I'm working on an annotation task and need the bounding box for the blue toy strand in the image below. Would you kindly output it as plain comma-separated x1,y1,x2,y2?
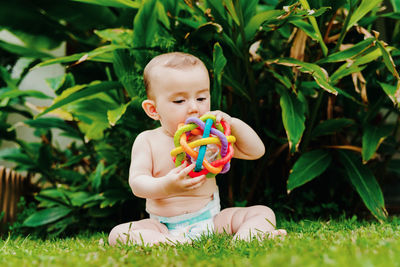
195,118,213,172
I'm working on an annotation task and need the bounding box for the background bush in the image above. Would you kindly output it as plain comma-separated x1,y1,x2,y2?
1,0,400,236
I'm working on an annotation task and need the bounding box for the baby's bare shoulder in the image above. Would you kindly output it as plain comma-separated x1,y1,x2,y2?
135,128,161,142
133,128,169,151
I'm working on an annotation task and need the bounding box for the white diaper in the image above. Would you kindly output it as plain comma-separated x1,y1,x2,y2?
149,191,220,240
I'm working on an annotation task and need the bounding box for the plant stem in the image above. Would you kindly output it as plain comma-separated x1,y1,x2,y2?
333,0,361,53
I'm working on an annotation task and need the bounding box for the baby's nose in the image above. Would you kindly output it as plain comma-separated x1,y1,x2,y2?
188,100,199,114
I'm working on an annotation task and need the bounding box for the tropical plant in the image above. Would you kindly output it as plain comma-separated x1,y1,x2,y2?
1,0,400,235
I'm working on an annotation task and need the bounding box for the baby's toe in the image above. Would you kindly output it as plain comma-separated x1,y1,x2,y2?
266,229,287,239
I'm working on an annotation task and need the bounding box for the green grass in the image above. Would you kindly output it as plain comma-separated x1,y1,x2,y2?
1,218,400,266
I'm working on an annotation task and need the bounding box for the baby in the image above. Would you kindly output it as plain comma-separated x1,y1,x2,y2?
108,52,286,246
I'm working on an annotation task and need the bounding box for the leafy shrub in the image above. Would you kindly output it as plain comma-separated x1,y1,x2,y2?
1,0,400,235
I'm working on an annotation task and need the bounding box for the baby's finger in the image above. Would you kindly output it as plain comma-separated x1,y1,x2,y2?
216,113,222,123
171,162,188,173
180,163,196,176
184,175,206,189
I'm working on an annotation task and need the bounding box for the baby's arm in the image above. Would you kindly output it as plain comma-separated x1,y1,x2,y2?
128,132,206,199
209,111,265,160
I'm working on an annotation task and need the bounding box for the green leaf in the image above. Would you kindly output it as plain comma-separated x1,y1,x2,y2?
69,191,99,207
80,120,109,140
268,58,338,95
266,69,292,89
298,0,328,56
353,46,393,66
212,43,227,110
222,74,250,101
240,0,258,26
91,161,105,192
0,89,51,100
376,41,400,80
36,45,127,68
107,101,131,126
133,0,170,48
347,0,384,31
317,38,375,64
0,121,16,141
290,20,319,41
277,88,306,153
312,118,354,138
338,150,387,222
38,188,77,207
59,152,90,168
378,82,400,105
37,81,123,117
113,49,143,98
244,10,284,41
100,189,127,208
362,124,393,163
224,0,240,26
53,169,86,184
287,149,332,192
23,117,79,136
70,0,140,8
46,73,75,95
206,0,228,25
0,66,18,89
390,0,400,12
23,206,72,227
94,28,133,46
0,40,53,59
0,148,35,169
331,64,367,84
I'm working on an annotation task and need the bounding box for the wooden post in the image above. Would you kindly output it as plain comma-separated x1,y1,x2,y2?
0,167,31,233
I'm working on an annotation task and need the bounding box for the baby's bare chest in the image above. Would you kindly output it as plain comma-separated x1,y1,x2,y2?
150,139,176,177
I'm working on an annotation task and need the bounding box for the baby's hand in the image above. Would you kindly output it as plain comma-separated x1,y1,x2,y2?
207,110,232,126
164,163,206,194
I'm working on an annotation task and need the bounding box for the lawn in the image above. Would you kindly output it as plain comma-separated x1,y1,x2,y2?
1,218,400,267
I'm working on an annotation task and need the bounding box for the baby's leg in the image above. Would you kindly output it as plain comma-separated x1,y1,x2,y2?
213,205,287,241
108,218,188,246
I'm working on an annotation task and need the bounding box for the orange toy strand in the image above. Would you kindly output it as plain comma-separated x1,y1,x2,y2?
179,134,223,174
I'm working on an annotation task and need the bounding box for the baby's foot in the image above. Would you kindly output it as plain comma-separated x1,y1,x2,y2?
162,235,192,246
264,229,287,239
233,229,287,242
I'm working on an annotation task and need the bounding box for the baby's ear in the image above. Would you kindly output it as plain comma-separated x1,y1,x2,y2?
142,99,160,120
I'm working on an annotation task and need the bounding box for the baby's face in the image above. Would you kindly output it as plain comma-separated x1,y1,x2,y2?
150,65,211,136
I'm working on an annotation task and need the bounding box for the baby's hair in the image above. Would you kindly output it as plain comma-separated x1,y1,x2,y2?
143,52,207,98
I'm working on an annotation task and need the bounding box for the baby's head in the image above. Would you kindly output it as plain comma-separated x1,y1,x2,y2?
143,52,208,99
142,52,211,136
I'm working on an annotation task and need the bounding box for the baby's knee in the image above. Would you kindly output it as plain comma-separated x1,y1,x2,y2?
249,205,275,219
108,225,125,246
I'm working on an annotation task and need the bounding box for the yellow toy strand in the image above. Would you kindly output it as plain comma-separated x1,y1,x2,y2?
170,135,236,157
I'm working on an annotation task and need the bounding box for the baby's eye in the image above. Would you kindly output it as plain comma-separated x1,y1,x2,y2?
173,99,185,104
197,97,207,102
